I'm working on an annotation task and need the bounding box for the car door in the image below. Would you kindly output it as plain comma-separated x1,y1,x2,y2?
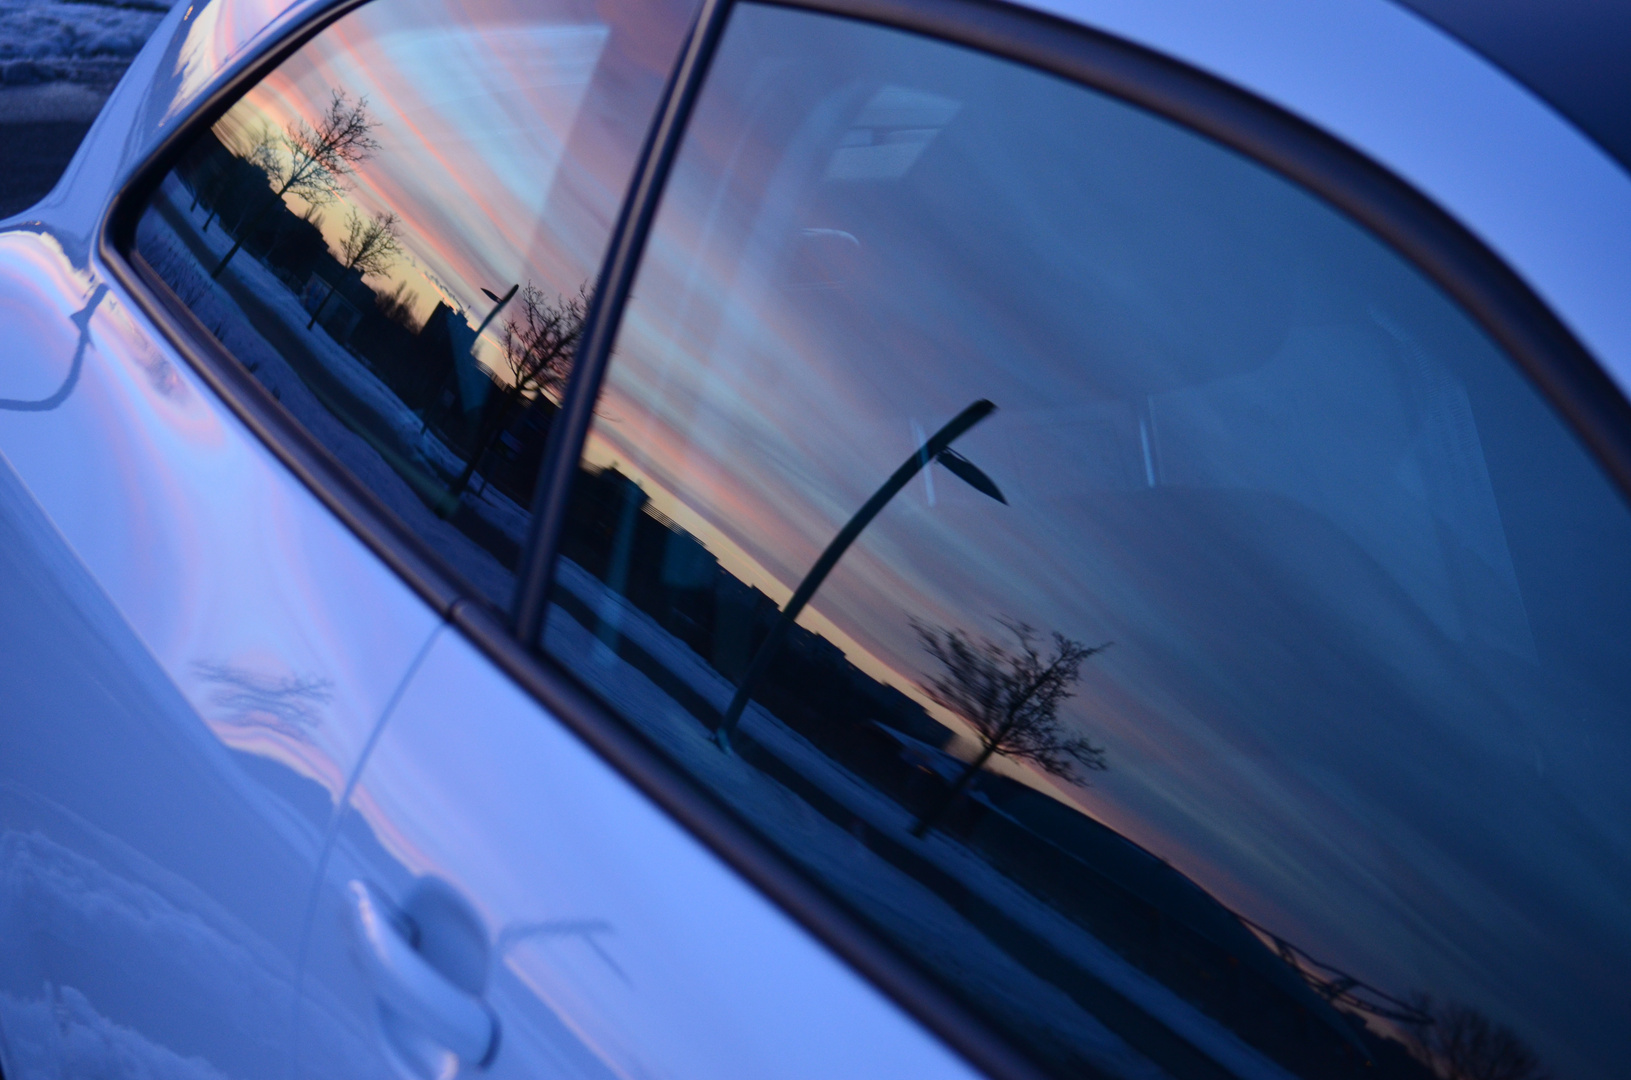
0,90,438,1080
0,0,696,1076
297,617,984,1080
307,4,1631,1080
93,1,1631,1080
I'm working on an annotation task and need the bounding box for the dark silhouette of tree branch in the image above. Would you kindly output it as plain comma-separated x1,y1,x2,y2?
443,282,589,504
1402,995,1548,1080
909,618,1109,837
213,90,380,278
306,208,402,330
501,281,590,403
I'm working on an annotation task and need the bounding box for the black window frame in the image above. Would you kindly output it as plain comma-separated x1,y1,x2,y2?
98,2,1631,1080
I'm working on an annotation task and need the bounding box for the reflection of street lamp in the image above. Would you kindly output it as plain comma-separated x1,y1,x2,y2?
714,399,1005,751
475,284,518,339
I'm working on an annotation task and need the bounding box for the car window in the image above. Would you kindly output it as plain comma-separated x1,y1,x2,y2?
539,6,1631,1080
132,0,700,608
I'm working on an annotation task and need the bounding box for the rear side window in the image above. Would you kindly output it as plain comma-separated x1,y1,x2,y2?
132,0,700,608
541,6,1631,1080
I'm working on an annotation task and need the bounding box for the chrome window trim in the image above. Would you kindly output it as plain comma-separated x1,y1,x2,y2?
95,2,1631,1080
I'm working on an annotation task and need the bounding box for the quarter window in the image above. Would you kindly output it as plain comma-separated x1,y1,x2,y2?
133,0,700,607
543,7,1631,1080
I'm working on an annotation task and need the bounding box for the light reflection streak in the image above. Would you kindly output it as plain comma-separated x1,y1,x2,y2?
210,5,616,359
0,238,436,812
567,16,1631,1072
170,0,310,119
502,942,644,1080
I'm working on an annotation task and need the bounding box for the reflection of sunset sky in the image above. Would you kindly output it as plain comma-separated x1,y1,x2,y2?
213,0,678,370
169,0,311,120
580,9,1631,1076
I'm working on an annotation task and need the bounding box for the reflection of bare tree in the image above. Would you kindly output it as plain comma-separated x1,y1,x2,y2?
1404,996,1548,1080
192,661,333,739
444,282,589,502
909,619,1109,837
213,90,380,278
502,283,590,401
306,208,402,329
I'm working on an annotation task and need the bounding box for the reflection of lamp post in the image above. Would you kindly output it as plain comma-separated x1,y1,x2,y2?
714,398,1005,751
474,284,519,340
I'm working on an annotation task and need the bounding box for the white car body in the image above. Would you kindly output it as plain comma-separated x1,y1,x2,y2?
0,0,1624,1078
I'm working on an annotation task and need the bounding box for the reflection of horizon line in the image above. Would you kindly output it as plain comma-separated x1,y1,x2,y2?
571,457,1426,1043
1237,913,1432,1027
576,439,960,729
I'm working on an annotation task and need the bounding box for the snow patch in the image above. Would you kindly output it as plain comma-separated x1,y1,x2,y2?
0,0,172,87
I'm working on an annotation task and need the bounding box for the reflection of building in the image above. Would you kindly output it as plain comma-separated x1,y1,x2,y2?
301,269,369,342
415,302,486,416
558,464,951,740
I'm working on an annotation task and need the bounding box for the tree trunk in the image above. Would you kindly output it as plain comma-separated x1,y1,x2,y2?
442,392,519,508
306,281,336,330
210,186,289,279
909,653,1070,838
911,740,999,838
263,219,292,271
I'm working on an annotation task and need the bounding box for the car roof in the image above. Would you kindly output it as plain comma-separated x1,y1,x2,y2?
1390,0,1631,178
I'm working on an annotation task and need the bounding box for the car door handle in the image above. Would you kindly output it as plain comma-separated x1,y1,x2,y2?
348,880,499,1066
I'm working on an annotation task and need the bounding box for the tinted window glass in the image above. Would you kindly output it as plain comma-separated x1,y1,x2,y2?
542,7,1631,1080
133,0,699,607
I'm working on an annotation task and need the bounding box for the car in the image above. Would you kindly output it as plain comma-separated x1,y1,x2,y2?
1,0,1628,1077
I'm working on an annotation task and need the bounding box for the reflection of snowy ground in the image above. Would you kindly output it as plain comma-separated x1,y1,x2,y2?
548,559,1298,1080
139,177,531,604
0,808,294,1080
0,985,228,1080
0,0,170,87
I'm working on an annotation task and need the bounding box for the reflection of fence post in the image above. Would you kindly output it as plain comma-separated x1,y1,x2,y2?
714,399,999,751
306,278,336,330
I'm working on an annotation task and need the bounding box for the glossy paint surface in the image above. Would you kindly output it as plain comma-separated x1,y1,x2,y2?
0,6,441,1071
0,0,1625,1077
0,218,441,1079
301,627,981,1080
